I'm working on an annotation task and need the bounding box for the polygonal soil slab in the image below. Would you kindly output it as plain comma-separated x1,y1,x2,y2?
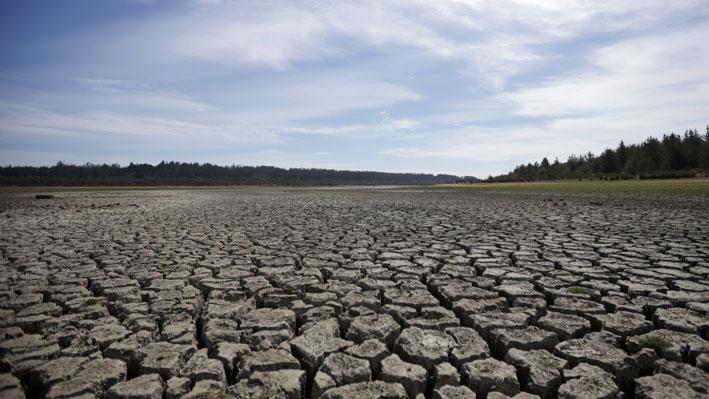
505,349,567,399
105,373,164,399
589,311,654,337
394,327,457,371
380,354,428,398
445,327,490,367
653,308,709,338
554,337,637,387
239,308,296,332
290,319,354,374
347,313,401,349
536,311,591,340
319,381,408,399
635,373,702,399
558,363,619,399
462,358,520,398
626,329,709,362
491,326,558,356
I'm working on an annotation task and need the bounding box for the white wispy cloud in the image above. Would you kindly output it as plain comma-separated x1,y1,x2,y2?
0,102,281,145
1,69,421,143
73,77,218,113
279,114,421,139
503,23,709,144
122,0,706,86
235,73,422,122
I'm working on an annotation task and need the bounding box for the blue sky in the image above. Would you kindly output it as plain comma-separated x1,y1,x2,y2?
1,0,708,177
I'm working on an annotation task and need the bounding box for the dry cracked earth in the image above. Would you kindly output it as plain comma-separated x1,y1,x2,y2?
1,187,709,399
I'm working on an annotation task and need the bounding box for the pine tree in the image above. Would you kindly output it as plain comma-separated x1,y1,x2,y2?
599,149,618,173
617,141,628,169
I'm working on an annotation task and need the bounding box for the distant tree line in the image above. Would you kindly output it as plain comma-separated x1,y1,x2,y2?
486,126,709,182
0,161,458,186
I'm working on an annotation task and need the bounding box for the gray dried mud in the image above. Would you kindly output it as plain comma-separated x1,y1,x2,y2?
0,187,708,398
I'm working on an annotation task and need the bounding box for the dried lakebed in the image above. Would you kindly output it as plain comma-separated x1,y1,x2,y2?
1,187,708,399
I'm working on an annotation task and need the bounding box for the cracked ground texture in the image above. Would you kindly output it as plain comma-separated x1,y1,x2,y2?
1,187,708,399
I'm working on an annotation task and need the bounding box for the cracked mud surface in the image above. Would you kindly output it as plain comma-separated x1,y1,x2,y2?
1,187,708,398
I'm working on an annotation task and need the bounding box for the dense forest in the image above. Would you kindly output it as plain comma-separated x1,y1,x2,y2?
487,127,709,182
0,162,457,186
